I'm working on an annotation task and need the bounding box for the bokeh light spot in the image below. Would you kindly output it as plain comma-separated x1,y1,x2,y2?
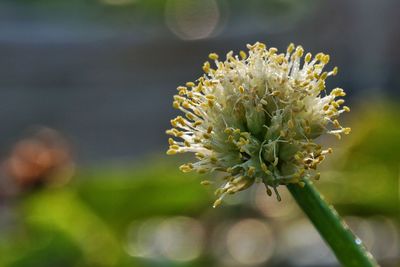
226,219,275,265
125,217,204,262
165,0,220,40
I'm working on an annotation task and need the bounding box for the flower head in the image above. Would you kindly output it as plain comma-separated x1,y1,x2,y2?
167,42,350,207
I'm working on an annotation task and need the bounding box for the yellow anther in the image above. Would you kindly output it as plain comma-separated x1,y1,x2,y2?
202,61,210,73
316,53,324,61
343,106,350,112
239,50,247,60
269,47,278,55
301,81,310,87
165,129,174,135
203,133,211,139
343,127,351,134
261,163,268,173
333,119,340,128
173,101,180,109
318,81,325,91
182,101,190,109
295,46,304,57
322,54,330,64
208,53,219,60
179,163,193,173
186,113,194,120
201,180,212,186
193,109,202,117
170,145,179,150
332,66,338,76
331,88,343,96
305,53,312,63
166,149,177,155
287,43,295,53
239,86,245,94
207,126,213,134
193,120,202,127
186,82,195,87
168,138,175,145
276,55,284,64
195,152,205,159
195,83,203,92
336,99,345,105
320,72,328,80
247,166,256,176
256,42,266,49
326,110,335,116
213,198,222,208
205,94,215,100
238,137,248,146
176,116,184,124
184,140,191,147
173,95,182,101
224,128,232,134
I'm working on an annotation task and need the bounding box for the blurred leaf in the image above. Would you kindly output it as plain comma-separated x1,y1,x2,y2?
0,227,83,267
319,102,400,218
74,159,210,231
22,189,121,266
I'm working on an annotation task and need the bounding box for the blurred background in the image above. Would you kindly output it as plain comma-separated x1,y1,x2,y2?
0,0,399,266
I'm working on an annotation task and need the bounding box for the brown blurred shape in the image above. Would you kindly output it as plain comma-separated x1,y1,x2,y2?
3,128,74,191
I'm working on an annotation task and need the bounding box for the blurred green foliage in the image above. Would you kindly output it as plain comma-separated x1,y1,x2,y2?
0,103,399,266
0,160,210,267
319,102,400,217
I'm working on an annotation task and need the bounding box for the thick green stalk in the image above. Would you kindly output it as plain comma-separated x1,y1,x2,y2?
287,179,378,267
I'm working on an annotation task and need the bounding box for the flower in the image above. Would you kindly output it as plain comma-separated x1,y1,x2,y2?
167,42,350,207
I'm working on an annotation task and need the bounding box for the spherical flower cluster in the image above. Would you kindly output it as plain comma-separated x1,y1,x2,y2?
167,42,350,207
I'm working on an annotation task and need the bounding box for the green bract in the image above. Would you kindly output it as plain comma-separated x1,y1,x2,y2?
167,42,350,207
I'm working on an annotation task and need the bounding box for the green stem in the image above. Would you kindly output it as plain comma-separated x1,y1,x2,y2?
287,179,378,267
